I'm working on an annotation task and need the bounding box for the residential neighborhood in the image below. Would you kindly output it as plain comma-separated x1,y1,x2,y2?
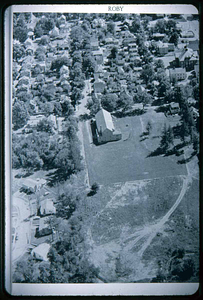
12,11,199,284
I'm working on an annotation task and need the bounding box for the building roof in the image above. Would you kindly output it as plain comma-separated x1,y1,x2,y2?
22,178,38,189
40,199,56,214
169,67,186,74
95,109,115,132
31,243,51,261
92,49,103,56
170,102,180,108
178,47,194,61
188,40,199,51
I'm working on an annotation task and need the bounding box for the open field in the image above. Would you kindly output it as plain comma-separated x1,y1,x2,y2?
82,175,198,282
82,110,186,186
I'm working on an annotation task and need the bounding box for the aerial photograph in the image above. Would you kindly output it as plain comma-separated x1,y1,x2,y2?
11,11,199,284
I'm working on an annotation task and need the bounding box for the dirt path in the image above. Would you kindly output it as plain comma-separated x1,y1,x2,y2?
123,175,191,258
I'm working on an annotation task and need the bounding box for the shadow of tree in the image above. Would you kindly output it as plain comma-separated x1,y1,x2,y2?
46,169,72,186
147,142,187,159
177,151,196,164
112,108,145,118
78,113,92,121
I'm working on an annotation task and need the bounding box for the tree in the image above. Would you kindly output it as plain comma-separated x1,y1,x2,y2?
35,46,46,61
34,17,55,37
160,123,170,151
51,56,70,73
169,32,179,46
107,21,115,35
86,96,101,117
110,46,118,59
167,125,174,146
141,64,155,85
13,15,28,43
101,93,118,112
146,120,152,135
82,54,97,78
158,76,172,98
36,118,54,134
141,91,153,110
131,16,142,32
117,91,133,112
12,101,29,130
13,44,26,62
154,19,167,34
39,35,50,45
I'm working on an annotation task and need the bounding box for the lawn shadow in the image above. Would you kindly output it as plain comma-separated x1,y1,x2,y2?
46,169,72,186
90,120,99,145
147,142,186,159
177,150,197,164
112,108,145,118
139,131,149,142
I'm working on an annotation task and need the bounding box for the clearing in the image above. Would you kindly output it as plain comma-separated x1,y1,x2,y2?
82,109,186,186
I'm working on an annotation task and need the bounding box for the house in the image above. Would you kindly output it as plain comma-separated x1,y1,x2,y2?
31,243,51,261
173,47,199,71
21,178,46,193
157,42,168,55
188,40,199,52
168,43,175,52
48,114,57,130
94,79,105,93
169,102,180,114
59,23,69,34
187,97,196,106
92,49,103,64
40,199,56,216
152,33,165,41
181,30,195,39
49,26,60,39
26,115,45,128
94,65,103,80
169,68,187,82
95,109,122,144
91,40,99,51
56,116,65,133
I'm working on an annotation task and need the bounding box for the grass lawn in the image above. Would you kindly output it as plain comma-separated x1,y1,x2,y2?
82,110,187,186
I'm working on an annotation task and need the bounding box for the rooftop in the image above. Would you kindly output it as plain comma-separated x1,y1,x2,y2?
95,109,115,132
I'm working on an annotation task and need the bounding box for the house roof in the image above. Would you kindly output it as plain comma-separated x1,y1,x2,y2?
178,48,194,61
169,67,186,74
31,243,51,261
22,178,38,189
188,40,199,51
170,102,180,108
95,109,115,132
92,49,103,56
40,199,56,214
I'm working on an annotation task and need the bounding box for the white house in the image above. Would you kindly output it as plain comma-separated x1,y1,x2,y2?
31,243,51,261
95,109,122,144
169,68,187,82
40,199,56,216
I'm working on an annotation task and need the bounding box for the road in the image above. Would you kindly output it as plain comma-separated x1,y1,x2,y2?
12,191,31,262
75,79,91,118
